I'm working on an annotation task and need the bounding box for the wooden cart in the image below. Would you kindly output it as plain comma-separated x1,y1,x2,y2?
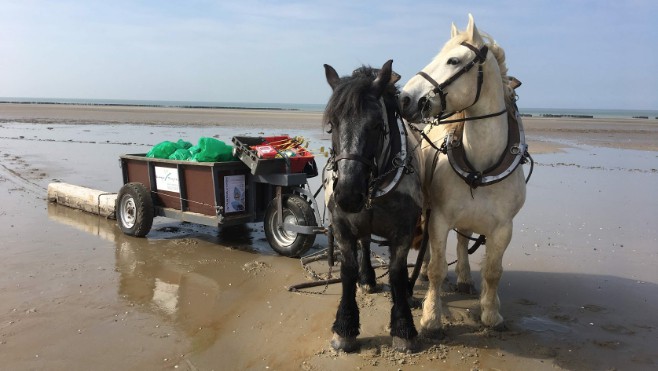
116,136,323,257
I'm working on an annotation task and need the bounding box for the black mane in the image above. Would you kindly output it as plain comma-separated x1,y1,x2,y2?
323,66,398,130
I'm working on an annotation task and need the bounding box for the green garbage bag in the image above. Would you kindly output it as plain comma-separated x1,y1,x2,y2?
168,148,192,160
146,141,179,159
175,139,193,150
192,137,235,162
147,139,194,159
188,144,201,155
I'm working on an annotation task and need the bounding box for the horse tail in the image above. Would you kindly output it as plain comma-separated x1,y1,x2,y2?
411,212,425,250
409,209,431,293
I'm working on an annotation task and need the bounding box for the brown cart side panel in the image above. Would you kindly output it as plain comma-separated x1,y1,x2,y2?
183,165,217,215
120,154,279,226
123,159,150,189
122,158,181,210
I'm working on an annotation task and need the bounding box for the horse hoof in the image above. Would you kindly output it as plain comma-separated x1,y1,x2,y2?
392,336,420,353
492,321,509,332
456,282,477,295
358,282,377,294
331,333,359,353
420,327,445,340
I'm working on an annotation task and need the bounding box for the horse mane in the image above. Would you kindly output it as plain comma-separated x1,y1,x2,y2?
482,33,515,108
323,66,398,130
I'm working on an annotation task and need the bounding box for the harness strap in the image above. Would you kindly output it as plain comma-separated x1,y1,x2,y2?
416,42,489,120
461,43,488,63
417,71,448,111
334,153,376,170
445,108,528,189
435,108,507,125
330,99,416,209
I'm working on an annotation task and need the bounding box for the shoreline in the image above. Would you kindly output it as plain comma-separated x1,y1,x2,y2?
0,100,301,111
2,102,658,153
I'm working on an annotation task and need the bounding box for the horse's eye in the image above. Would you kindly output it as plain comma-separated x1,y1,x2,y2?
447,57,460,65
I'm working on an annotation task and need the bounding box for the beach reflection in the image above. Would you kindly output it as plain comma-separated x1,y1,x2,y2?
47,199,326,357
47,202,260,351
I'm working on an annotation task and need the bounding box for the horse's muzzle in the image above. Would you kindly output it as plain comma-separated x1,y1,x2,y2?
398,93,424,123
334,189,366,213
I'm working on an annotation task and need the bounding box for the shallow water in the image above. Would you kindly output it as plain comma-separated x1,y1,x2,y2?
510,145,658,284
1,122,657,370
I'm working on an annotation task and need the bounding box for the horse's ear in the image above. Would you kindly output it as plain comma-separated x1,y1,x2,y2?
324,64,340,90
451,22,459,38
466,13,484,45
390,70,401,85
372,59,393,97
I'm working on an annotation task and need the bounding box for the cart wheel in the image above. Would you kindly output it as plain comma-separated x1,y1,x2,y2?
264,194,316,257
116,182,154,237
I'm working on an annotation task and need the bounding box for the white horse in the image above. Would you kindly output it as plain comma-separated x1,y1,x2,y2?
399,14,527,336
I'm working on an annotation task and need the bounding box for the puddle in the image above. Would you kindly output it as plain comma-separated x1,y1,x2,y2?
518,316,572,334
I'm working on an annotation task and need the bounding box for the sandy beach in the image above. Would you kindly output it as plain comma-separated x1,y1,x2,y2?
1,103,657,370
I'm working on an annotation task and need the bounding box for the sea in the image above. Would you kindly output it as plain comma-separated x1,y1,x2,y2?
1,97,657,119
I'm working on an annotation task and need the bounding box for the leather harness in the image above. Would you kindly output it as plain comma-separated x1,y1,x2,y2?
414,41,531,189
442,107,529,189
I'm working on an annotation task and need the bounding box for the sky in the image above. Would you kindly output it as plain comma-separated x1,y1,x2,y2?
0,0,656,110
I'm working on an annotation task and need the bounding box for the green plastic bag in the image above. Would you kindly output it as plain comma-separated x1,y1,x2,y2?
188,145,201,155
146,141,180,159
147,139,194,159
175,139,193,150
168,148,192,160
192,137,235,162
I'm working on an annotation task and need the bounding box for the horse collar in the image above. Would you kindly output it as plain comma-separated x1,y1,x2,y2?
365,99,412,206
443,107,529,189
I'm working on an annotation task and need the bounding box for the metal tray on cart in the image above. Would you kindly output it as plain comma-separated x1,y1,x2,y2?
232,135,318,177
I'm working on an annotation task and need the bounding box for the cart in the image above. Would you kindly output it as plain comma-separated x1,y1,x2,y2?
116,136,324,257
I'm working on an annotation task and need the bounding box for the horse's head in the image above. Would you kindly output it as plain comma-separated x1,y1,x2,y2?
323,60,399,213
399,14,502,123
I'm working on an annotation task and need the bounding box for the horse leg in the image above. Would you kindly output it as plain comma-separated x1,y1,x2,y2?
331,231,361,352
455,229,477,294
419,243,430,282
420,216,450,339
357,238,377,293
389,237,419,352
414,212,430,282
479,223,512,329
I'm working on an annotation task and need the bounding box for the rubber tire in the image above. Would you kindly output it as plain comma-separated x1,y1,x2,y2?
116,182,154,237
264,194,317,257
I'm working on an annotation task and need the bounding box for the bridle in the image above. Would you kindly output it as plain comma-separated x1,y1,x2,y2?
329,98,387,177
416,41,504,122
408,40,528,191
328,98,412,208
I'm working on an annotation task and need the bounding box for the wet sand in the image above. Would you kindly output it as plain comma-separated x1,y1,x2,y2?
1,104,657,370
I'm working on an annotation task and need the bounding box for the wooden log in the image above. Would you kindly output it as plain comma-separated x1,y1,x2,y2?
47,182,117,219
